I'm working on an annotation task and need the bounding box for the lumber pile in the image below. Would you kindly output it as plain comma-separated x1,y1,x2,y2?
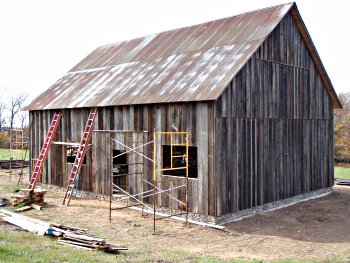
11,188,47,207
336,181,350,186
56,231,127,251
0,209,52,235
0,209,127,252
0,160,29,169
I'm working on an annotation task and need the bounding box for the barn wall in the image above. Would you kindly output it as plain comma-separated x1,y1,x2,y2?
29,102,215,216
214,12,334,216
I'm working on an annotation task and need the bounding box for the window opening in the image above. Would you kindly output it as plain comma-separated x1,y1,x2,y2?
66,146,86,164
113,149,128,190
162,145,198,178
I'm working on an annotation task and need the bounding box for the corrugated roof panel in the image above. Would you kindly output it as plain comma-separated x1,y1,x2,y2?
28,2,338,110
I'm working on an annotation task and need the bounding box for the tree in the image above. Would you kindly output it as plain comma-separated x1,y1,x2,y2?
7,92,28,130
18,111,29,130
0,99,6,130
334,91,350,162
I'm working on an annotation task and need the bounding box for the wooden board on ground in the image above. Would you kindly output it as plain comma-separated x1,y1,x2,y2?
14,205,33,213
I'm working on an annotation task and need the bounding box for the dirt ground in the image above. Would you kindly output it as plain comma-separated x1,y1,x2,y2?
1,168,350,262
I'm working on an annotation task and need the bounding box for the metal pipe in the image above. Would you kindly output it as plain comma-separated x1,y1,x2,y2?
111,140,153,159
143,179,186,206
142,184,186,199
153,129,156,233
185,132,189,225
112,183,152,210
112,138,154,163
109,134,112,223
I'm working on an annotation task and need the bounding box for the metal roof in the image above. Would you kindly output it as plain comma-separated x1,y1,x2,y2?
25,2,341,110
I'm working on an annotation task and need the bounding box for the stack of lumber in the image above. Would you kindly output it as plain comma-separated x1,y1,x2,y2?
336,180,350,186
0,209,52,235
0,160,29,169
11,188,47,207
0,209,127,252
56,231,126,251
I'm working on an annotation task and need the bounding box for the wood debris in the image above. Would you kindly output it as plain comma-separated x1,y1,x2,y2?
14,205,33,213
336,181,350,186
0,209,127,252
11,188,47,206
0,160,29,169
31,204,43,210
0,209,52,236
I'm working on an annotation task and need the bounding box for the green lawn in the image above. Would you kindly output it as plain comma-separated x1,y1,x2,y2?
334,166,350,180
0,226,227,263
0,229,120,263
0,148,29,161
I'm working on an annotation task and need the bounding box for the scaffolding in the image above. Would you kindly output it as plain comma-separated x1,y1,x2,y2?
109,131,148,214
108,130,189,233
9,129,28,183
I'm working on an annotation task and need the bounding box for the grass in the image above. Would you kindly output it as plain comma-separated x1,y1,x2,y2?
0,222,228,263
0,148,29,161
334,166,350,180
0,229,120,263
0,229,338,263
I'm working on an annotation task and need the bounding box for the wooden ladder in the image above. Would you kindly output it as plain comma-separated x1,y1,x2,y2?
28,112,62,190
62,108,98,206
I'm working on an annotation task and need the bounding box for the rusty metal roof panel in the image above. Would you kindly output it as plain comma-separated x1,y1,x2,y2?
27,3,296,110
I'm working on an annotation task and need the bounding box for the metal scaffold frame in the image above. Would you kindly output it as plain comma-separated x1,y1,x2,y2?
9,129,28,183
107,130,189,233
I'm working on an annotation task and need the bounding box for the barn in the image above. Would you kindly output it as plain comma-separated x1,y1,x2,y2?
25,2,341,223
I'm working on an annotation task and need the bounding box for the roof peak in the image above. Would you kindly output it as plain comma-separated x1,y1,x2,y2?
99,2,294,50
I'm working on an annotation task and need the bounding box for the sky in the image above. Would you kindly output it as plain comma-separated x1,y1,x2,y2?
0,0,349,105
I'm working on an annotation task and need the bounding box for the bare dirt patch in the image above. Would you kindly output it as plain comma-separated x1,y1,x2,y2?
1,168,350,261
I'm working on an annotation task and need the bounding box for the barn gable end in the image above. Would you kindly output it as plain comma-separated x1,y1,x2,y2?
214,10,334,216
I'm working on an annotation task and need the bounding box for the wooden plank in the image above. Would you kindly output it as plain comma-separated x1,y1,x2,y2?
246,118,251,208
197,103,209,216
15,206,33,213
231,118,238,212
237,118,244,210
58,240,94,250
246,61,251,118
214,117,222,216
31,204,42,210
207,102,215,216
2,215,50,236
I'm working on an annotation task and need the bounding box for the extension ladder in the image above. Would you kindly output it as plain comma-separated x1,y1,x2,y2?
62,108,98,206
28,112,62,190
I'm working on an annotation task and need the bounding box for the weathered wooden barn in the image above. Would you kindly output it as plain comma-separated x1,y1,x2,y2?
25,2,341,220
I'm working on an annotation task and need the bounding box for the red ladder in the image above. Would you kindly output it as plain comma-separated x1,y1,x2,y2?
62,108,98,206
28,112,62,190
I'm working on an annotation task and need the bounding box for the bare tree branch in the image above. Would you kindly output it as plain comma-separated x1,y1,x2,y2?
0,99,6,130
18,111,29,130
7,92,28,130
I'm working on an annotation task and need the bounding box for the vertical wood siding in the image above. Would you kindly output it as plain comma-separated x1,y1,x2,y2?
214,12,334,216
29,102,215,216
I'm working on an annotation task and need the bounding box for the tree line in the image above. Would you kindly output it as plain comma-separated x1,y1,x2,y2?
0,92,28,130
0,92,28,148
334,92,350,163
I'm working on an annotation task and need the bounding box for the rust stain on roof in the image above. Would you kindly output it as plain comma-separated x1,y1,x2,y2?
25,2,341,110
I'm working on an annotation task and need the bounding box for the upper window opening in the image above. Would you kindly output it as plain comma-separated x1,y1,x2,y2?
162,145,198,178
67,146,86,164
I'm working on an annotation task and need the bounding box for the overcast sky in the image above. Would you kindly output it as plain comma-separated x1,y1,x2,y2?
0,0,348,105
